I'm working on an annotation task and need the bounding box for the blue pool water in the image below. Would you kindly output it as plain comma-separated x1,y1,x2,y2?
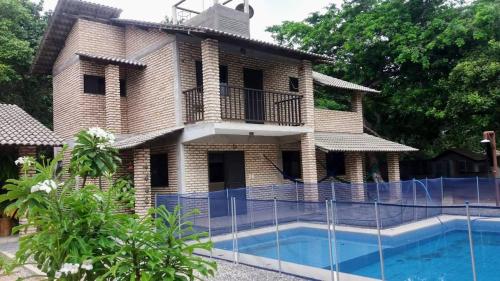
215,225,500,280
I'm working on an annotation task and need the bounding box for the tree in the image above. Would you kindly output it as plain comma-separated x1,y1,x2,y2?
267,0,499,156
0,0,52,127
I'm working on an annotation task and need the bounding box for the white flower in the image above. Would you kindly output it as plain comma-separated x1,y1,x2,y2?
57,263,80,276
87,127,116,148
31,180,58,194
55,271,62,278
96,143,107,150
15,156,33,166
81,260,93,271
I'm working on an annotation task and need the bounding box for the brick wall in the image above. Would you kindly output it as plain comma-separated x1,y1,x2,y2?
183,143,284,193
125,26,169,59
314,108,363,133
150,143,178,194
78,19,125,58
105,64,122,133
345,151,365,201
134,148,151,216
126,43,176,133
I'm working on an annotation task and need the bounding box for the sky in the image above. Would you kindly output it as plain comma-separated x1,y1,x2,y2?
39,0,339,42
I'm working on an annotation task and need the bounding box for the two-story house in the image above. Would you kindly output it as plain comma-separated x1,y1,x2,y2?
31,0,417,215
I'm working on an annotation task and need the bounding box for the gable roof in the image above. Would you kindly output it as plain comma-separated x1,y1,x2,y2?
315,132,417,152
112,127,183,150
0,104,63,146
32,0,333,74
31,0,122,74
433,148,487,162
312,71,380,93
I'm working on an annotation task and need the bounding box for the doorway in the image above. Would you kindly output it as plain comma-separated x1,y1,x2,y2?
243,68,265,123
208,151,247,217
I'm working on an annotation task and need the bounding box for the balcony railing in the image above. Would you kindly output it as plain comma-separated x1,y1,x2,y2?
184,85,303,126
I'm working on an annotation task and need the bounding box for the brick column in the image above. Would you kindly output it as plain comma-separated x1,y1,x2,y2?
134,148,151,217
201,39,221,122
387,152,402,200
105,64,122,133
345,151,365,201
299,60,318,201
18,146,37,235
352,92,363,115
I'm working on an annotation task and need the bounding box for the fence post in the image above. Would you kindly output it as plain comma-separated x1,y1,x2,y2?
274,199,282,273
440,177,444,204
326,201,334,281
330,200,341,281
233,197,239,264
374,201,386,281
296,182,300,222
476,176,480,205
466,202,477,281
207,195,212,258
177,194,182,239
376,182,380,202
413,178,417,221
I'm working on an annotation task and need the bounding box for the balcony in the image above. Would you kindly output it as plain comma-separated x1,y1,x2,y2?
184,85,303,126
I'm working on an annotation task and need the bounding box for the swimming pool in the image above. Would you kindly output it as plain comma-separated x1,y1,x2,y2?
214,218,500,280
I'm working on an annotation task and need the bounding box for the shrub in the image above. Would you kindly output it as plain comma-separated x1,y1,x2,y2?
0,128,216,280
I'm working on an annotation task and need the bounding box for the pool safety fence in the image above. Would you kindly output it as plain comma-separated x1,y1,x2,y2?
155,177,500,281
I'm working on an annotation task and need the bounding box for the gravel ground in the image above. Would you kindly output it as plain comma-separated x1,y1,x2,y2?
1,237,309,281
207,259,309,281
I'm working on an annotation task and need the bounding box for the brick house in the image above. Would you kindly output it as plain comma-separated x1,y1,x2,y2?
31,0,417,215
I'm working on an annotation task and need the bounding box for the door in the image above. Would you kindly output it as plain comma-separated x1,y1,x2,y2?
208,151,247,217
243,68,265,123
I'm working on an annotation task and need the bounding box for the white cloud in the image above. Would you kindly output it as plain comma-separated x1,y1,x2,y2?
37,0,339,42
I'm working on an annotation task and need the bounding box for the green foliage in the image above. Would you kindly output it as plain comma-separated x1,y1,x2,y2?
0,0,52,127
70,128,121,187
0,129,216,280
268,0,500,156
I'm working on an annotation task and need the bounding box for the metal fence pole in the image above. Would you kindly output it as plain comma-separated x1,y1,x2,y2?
230,196,235,263
440,177,444,205
466,202,477,281
326,201,334,281
274,199,282,273
296,182,300,222
413,179,417,221
207,195,212,258
330,200,341,281
376,182,380,202
177,194,182,239
476,176,480,205
332,181,337,201
374,201,386,281
233,197,239,264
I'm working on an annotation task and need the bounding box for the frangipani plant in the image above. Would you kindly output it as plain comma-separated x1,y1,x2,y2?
0,128,216,280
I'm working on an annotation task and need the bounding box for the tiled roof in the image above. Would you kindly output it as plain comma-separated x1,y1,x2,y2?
76,52,146,68
112,18,335,63
113,127,184,150
0,104,63,146
313,71,380,93
315,132,417,152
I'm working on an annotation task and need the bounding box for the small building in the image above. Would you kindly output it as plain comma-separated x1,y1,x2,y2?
0,104,63,184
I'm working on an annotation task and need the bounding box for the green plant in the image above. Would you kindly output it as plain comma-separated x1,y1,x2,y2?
0,128,216,280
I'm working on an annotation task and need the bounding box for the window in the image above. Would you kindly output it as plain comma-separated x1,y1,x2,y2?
289,77,299,92
150,153,168,187
326,152,345,176
120,79,126,97
282,151,302,179
84,75,105,95
195,61,229,92
208,152,225,183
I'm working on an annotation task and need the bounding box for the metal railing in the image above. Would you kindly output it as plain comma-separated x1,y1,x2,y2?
183,85,303,126
184,86,204,123
220,85,303,126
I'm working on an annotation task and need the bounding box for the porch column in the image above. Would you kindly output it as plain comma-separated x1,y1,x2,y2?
352,92,363,115
105,64,122,133
387,152,402,200
18,146,37,235
345,151,365,201
299,60,318,201
201,38,221,122
134,148,151,217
